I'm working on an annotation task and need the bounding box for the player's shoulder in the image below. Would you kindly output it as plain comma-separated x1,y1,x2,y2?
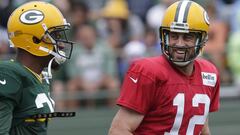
0,60,26,77
0,60,20,70
128,56,167,78
0,61,24,101
130,56,162,69
195,58,218,72
0,60,18,67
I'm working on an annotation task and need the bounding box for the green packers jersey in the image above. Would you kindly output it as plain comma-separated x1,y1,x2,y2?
0,60,54,135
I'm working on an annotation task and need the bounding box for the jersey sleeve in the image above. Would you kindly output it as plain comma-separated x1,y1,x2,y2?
209,72,220,112
117,62,156,114
0,71,22,105
0,100,14,135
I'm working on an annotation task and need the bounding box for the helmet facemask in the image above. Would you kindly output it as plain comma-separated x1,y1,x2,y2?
159,27,208,66
41,24,73,59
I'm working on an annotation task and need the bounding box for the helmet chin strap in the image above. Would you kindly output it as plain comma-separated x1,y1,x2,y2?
39,46,66,82
39,46,66,64
163,51,192,67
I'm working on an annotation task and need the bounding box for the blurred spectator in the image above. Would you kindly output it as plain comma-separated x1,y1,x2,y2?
65,24,119,108
50,0,88,110
51,63,69,111
127,0,155,23
227,32,240,85
215,0,236,23
96,0,145,82
143,27,161,57
67,0,92,40
226,0,240,85
83,0,107,21
96,0,144,49
120,40,146,79
146,0,177,29
119,28,161,81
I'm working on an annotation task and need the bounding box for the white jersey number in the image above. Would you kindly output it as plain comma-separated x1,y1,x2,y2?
35,93,55,112
164,93,210,135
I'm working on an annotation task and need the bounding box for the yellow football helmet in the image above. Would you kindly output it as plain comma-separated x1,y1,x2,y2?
7,1,74,59
159,0,209,65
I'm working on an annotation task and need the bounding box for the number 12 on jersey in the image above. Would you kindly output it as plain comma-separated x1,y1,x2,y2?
165,93,210,135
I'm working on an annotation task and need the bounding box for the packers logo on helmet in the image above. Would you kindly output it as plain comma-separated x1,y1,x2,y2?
20,10,44,24
204,11,210,25
159,0,209,66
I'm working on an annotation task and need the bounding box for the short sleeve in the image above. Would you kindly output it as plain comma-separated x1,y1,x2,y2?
0,72,21,104
209,73,220,112
117,62,156,114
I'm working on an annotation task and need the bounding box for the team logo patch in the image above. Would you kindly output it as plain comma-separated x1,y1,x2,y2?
20,10,44,24
203,11,210,25
201,72,217,87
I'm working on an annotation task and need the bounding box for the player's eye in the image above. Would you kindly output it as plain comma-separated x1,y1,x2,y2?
183,33,196,42
169,32,178,40
51,31,63,40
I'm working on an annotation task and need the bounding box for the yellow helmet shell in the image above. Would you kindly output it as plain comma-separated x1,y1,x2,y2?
161,0,209,33
7,1,66,56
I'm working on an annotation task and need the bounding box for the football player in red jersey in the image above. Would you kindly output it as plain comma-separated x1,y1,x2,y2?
108,0,220,135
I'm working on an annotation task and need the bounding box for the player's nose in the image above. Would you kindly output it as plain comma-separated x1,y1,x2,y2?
175,36,185,47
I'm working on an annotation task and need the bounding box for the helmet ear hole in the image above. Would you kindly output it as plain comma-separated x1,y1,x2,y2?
32,36,41,44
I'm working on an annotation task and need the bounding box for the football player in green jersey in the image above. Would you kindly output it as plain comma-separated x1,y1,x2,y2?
0,1,74,135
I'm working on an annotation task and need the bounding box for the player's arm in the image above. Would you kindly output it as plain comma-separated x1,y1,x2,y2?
108,107,144,135
0,71,21,134
200,118,211,135
0,100,14,135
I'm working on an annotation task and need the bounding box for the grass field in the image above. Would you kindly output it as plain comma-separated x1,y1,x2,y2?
48,98,240,135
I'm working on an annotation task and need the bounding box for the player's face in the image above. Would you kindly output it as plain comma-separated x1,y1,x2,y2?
42,29,73,59
168,32,197,62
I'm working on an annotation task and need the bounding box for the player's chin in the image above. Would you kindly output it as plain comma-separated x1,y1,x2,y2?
172,53,186,61
172,51,194,61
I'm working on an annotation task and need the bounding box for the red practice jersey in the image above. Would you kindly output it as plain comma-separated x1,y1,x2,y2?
117,55,220,135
